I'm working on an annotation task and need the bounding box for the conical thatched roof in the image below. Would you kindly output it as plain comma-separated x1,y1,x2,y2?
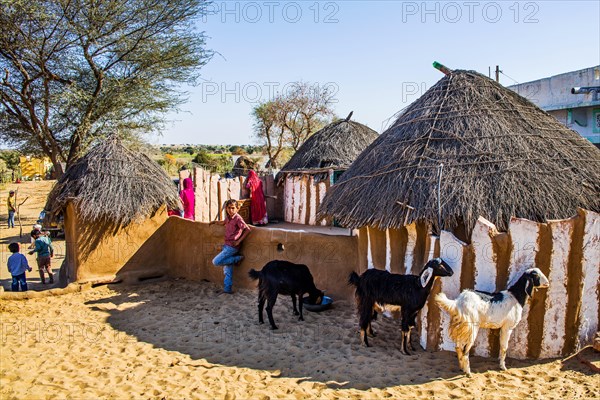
46,137,181,227
280,113,379,173
319,70,600,233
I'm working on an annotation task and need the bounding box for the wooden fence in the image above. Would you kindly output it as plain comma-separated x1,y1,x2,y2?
283,173,333,226
182,167,281,223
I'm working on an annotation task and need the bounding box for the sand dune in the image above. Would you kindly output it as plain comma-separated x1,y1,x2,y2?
1,279,598,399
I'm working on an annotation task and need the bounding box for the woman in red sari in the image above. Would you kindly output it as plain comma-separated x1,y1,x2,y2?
245,170,268,225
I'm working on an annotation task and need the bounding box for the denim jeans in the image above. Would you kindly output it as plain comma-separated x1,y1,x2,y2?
8,210,15,228
212,245,242,292
11,273,28,291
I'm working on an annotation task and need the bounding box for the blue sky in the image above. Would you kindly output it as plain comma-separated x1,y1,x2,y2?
155,0,600,145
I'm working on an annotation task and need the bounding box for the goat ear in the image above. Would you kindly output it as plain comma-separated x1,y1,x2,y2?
421,267,433,288
525,278,533,297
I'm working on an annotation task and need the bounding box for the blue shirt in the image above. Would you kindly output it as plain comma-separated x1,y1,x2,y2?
33,236,53,257
7,253,29,276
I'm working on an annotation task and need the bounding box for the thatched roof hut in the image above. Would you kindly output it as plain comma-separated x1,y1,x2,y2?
318,70,600,234
46,137,181,227
279,112,379,178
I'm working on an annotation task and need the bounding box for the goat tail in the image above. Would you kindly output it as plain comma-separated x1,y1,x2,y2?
435,292,458,316
248,269,261,281
348,271,360,287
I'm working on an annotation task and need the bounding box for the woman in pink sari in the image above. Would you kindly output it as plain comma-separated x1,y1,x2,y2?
246,170,268,225
180,177,195,220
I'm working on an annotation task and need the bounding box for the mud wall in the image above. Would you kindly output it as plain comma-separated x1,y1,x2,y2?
358,209,600,359
283,174,332,226
166,218,357,300
63,203,170,283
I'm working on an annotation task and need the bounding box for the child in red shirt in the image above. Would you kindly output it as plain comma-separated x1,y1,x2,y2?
210,199,251,294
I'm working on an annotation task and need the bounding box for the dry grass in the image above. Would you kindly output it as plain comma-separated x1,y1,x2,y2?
46,137,181,227
280,115,378,176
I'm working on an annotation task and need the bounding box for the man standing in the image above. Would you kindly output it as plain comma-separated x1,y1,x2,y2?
7,190,16,229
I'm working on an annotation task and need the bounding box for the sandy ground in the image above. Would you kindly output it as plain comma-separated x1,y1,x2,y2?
1,180,65,290
0,182,598,399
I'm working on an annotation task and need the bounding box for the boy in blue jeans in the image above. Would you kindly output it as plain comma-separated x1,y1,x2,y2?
7,242,32,291
210,199,251,294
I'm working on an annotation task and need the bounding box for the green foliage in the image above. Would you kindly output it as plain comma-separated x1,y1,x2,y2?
0,0,213,176
0,150,20,171
193,149,212,165
229,145,247,155
193,151,232,174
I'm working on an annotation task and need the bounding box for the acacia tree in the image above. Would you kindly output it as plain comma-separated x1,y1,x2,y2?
251,82,336,167
282,82,336,151
252,100,287,169
0,0,212,176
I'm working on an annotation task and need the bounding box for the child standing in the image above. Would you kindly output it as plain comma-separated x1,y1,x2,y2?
7,243,32,291
7,190,16,228
210,199,251,294
28,229,54,284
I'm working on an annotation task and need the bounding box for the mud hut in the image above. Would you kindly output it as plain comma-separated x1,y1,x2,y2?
46,137,181,284
279,112,379,225
317,69,600,359
319,71,600,235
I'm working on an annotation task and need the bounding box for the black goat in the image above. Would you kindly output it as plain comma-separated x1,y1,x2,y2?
348,258,453,354
248,260,324,330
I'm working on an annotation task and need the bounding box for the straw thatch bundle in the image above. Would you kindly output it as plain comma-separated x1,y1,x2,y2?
232,155,258,177
280,112,379,175
319,70,600,233
46,137,181,227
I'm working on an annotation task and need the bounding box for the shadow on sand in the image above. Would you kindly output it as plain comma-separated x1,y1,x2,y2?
84,279,558,390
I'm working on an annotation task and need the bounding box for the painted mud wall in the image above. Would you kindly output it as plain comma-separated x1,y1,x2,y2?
283,174,332,226
165,218,357,301
63,203,170,283
357,209,600,359
62,205,357,301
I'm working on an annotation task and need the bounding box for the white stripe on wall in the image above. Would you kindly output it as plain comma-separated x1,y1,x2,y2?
298,176,307,224
506,217,540,359
436,231,465,352
405,223,417,274
318,182,328,226
385,229,391,272
472,217,499,357
367,227,374,269
284,176,292,223
308,176,317,225
540,218,573,358
579,210,600,347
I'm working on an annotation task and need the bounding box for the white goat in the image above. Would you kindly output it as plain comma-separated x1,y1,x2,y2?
435,267,549,376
